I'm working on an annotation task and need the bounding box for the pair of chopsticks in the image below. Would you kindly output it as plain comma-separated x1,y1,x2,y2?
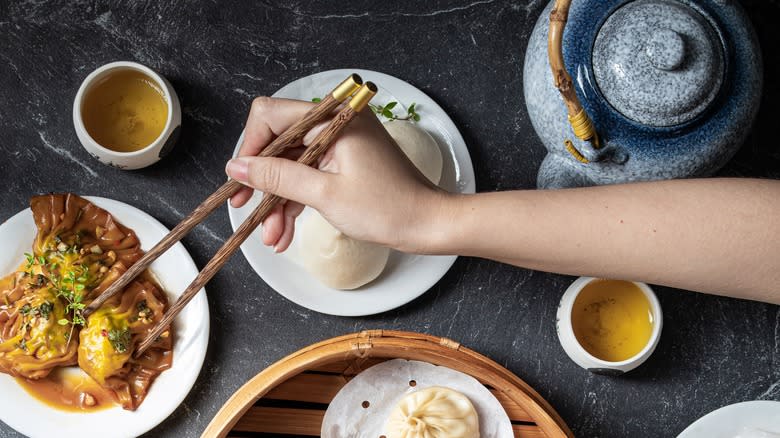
83,74,378,356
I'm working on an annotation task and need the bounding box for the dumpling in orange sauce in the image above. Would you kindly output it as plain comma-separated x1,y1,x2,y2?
0,271,76,379
79,277,172,409
0,194,173,411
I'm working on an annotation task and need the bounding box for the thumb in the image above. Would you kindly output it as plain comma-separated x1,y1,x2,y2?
225,156,330,208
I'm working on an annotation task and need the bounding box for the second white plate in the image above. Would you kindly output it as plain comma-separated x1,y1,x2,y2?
0,196,209,438
677,400,780,437
228,68,475,316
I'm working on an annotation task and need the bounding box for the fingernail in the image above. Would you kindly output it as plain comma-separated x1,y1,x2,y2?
273,244,281,253
226,157,249,182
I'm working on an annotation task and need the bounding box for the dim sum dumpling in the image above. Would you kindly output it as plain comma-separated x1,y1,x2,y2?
298,211,390,290
384,121,443,185
385,386,480,438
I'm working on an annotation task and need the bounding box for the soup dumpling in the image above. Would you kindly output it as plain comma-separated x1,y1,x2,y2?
385,386,480,438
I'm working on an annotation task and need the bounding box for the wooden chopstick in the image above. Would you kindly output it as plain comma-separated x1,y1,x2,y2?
135,81,379,356
83,74,363,318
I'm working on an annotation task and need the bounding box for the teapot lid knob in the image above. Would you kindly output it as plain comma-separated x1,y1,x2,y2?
645,28,685,71
592,0,725,127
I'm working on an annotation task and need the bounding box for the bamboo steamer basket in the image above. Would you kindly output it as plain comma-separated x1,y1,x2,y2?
203,330,573,437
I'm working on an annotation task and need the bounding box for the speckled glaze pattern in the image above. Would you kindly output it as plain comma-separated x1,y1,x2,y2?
645,28,686,71
524,0,763,188
593,0,724,127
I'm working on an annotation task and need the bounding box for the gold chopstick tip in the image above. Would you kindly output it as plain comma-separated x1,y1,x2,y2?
331,73,363,102
348,82,378,112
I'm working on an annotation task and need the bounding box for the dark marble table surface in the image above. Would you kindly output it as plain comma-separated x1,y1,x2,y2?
1,1,779,437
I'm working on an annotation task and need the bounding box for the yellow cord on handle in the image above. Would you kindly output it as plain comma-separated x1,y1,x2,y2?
564,139,589,163
564,109,600,163
550,0,601,161
568,108,600,147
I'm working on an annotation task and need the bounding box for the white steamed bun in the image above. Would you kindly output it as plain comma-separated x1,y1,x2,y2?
384,120,444,185
298,211,390,290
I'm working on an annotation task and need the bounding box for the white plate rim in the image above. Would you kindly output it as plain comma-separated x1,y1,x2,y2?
227,68,476,316
0,196,209,438
677,400,780,437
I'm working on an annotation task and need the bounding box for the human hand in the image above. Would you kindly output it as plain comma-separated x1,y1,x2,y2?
226,97,448,253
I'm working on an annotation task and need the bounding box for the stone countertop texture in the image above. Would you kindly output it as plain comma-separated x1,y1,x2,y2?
1,1,778,437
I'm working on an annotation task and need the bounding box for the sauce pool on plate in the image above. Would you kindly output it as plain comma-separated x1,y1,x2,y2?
16,367,116,412
571,279,654,362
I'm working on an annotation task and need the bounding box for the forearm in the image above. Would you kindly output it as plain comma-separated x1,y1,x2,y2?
425,178,780,304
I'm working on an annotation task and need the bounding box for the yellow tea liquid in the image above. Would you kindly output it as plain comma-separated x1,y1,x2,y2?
82,70,168,152
571,279,654,362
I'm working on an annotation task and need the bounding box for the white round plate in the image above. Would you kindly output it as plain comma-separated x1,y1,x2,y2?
228,68,476,316
678,401,780,437
0,196,209,438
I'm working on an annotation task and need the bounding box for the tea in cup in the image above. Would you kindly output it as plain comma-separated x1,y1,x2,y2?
73,61,181,169
556,277,663,375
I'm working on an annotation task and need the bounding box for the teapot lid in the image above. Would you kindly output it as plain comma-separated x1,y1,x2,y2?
592,0,724,127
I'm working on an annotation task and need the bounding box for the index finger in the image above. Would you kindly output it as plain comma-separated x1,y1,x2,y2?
237,97,318,158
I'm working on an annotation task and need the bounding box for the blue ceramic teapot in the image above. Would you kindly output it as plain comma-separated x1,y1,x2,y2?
524,0,762,188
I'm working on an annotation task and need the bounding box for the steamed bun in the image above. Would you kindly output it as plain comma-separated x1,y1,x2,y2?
384,121,443,185
298,211,390,290
385,386,480,438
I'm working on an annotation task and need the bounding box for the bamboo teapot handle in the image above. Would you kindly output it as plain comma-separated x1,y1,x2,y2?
548,0,600,161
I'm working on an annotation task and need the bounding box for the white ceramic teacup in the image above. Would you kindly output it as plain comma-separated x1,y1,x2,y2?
556,276,663,375
73,61,181,170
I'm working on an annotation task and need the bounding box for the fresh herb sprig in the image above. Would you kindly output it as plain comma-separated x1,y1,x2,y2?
24,252,46,275
38,302,53,318
56,268,88,327
370,101,420,122
24,253,45,266
20,243,96,349
108,328,131,353
45,259,91,351
310,97,421,122
19,302,53,319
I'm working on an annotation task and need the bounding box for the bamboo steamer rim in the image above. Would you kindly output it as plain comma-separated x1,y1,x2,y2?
202,330,573,438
